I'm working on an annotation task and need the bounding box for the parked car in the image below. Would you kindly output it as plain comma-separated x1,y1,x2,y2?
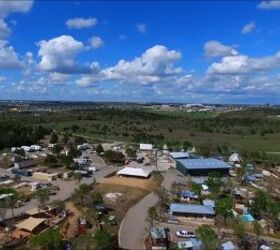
176,230,196,238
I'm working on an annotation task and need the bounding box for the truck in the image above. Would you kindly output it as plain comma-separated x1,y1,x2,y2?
11,168,32,177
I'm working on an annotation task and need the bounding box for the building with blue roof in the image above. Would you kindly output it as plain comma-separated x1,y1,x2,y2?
176,158,231,176
170,203,215,218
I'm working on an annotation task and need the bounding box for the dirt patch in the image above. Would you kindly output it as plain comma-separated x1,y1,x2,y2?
64,202,82,239
95,183,150,225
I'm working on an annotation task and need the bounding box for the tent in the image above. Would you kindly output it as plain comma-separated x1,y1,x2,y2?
15,217,46,232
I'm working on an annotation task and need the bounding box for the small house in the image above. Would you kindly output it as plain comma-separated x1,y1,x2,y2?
150,227,167,247
140,143,153,151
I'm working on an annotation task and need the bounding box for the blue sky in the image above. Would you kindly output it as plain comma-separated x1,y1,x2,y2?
0,0,280,104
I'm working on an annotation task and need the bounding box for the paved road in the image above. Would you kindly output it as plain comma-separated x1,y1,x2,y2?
156,221,280,244
118,169,187,250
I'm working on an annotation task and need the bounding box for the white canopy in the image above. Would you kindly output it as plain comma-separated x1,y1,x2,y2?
117,167,153,178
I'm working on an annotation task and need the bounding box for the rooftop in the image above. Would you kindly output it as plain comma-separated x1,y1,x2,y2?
169,151,190,159
150,227,167,239
177,158,231,170
170,203,215,215
117,166,153,178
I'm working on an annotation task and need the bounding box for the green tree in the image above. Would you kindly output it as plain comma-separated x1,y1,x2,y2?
31,228,63,250
205,172,222,195
93,230,115,250
72,184,91,206
190,182,202,198
44,154,58,167
250,190,268,219
125,147,137,158
50,133,59,144
49,199,65,214
52,144,63,157
146,206,157,228
62,133,69,145
155,187,170,210
91,192,103,205
196,224,218,249
233,220,247,247
96,144,104,155
253,220,261,246
215,197,233,225
35,189,50,209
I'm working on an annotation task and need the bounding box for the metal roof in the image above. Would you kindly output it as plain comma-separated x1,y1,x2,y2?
177,158,231,170
202,199,215,207
150,227,167,239
169,151,190,159
170,203,215,215
117,166,153,178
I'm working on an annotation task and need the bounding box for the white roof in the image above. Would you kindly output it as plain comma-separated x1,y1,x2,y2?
117,167,153,178
229,153,240,162
140,143,153,150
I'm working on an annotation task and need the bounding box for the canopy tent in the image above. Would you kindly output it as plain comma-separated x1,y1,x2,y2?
15,217,46,232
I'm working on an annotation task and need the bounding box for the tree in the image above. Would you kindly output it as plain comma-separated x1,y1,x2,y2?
233,220,247,247
215,197,233,225
155,187,170,210
52,144,63,157
146,206,157,228
31,228,63,250
96,144,104,155
182,140,192,151
93,229,115,250
35,189,50,209
125,147,137,158
74,136,86,145
103,150,125,164
44,154,58,167
205,172,222,195
196,224,218,249
49,199,65,214
91,192,103,205
50,133,58,144
250,190,268,219
190,182,202,198
253,220,261,246
62,133,69,145
72,184,91,206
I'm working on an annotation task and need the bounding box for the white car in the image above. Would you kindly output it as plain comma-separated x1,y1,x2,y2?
176,230,196,238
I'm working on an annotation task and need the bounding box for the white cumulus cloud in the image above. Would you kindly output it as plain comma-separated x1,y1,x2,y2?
0,19,11,39
37,35,89,74
207,51,280,74
66,17,97,29
257,1,280,9
101,45,182,84
241,21,256,34
89,36,104,49
204,40,238,57
0,41,22,69
0,0,33,18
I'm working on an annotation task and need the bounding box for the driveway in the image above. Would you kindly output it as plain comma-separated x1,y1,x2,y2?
118,168,187,250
